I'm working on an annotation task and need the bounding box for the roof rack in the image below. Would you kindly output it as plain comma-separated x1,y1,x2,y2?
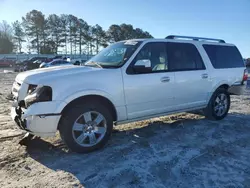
166,35,225,43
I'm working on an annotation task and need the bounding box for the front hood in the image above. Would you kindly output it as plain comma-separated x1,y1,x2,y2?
16,65,101,84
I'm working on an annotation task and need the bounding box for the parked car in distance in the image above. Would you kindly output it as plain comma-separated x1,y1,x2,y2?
48,55,63,62
21,57,48,70
13,61,27,72
39,59,73,68
27,58,48,70
22,57,46,64
13,57,47,72
10,35,248,153
70,58,84,65
0,57,16,67
0,59,10,67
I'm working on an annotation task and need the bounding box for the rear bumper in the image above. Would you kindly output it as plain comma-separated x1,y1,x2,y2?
11,102,61,137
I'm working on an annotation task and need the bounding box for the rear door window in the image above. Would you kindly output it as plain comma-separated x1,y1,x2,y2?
167,42,205,71
203,45,244,69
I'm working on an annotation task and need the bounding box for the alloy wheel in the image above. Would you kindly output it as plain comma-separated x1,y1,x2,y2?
214,93,228,117
72,111,107,147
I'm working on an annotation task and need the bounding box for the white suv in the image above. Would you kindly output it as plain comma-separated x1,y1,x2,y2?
10,35,248,153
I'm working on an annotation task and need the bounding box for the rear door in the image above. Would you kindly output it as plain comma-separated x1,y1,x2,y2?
167,42,212,109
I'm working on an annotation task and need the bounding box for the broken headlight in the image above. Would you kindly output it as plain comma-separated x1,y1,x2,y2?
24,86,52,107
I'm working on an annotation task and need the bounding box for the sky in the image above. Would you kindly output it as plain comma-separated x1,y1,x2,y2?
0,0,249,57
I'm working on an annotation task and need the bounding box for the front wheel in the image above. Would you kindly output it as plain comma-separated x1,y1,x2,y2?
203,88,230,120
59,101,113,153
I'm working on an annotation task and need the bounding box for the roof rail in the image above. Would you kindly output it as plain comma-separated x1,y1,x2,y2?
166,35,225,43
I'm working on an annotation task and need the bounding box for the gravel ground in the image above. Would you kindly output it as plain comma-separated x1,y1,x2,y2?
0,71,250,188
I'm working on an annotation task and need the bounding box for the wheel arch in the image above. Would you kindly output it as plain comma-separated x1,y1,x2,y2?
208,82,230,102
58,92,118,123
204,82,231,120
217,84,229,90
213,83,230,92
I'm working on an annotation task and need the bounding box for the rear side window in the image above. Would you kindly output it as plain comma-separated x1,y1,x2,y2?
167,42,205,71
203,45,244,69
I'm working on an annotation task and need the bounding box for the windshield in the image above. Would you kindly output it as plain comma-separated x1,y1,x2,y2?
85,41,142,68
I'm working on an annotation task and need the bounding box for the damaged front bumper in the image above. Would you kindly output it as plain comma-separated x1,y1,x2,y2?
11,100,63,137
11,106,27,130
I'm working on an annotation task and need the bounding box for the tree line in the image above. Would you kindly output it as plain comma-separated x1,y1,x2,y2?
0,10,153,55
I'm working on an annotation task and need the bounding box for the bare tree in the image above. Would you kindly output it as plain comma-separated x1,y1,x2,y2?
0,20,13,39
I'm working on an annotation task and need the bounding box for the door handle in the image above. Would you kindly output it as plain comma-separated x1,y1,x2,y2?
161,77,170,82
201,74,208,79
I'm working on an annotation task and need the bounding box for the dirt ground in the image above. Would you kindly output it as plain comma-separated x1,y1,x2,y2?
0,70,250,188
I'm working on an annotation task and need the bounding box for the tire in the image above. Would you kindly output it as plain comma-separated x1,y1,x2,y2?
59,100,113,153
203,88,230,120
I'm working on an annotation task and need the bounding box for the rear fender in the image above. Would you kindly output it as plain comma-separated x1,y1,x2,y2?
207,81,230,102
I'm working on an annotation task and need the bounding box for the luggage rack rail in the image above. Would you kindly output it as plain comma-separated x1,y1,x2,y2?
166,35,225,43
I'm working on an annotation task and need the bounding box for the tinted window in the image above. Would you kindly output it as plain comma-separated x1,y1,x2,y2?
133,42,168,72
167,42,205,71
203,45,244,68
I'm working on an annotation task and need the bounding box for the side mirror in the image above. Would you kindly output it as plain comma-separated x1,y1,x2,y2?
133,59,152,73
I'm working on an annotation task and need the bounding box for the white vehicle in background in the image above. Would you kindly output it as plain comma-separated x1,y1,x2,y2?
39,59,73,68
10,35,248,153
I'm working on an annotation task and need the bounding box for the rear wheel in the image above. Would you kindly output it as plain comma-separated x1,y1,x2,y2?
203,88,230,120
59,101,113,153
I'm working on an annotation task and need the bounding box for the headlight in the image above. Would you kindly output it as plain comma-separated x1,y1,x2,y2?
24,86,52,107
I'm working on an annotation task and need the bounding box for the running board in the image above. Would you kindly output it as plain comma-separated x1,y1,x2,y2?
115,105,206,125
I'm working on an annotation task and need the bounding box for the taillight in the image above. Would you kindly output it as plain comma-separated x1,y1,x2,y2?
243,69,248,82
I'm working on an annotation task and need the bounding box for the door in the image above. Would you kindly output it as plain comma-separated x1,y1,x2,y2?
122,42,176,119
167,42,212,109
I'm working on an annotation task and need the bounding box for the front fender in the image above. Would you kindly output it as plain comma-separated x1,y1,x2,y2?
55,89,117,113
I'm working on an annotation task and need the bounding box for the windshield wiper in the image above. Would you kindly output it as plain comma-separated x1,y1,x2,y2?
85,61,102,68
